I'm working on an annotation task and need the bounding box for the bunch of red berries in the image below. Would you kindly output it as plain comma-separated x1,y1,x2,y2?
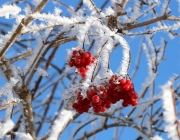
108,75,138,107
72,75,138,114
72,92,91,114
68,49,96,78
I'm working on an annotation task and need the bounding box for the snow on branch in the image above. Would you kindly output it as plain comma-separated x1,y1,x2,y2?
161,81,180,140
101,38,113,77
0,98,21,111
47,109,74,140
0,4,21,19
83,0,100,14
151,135,163,140
0,0,48,58
115,34,130,75
14,132,33,140
0,119,14,138
0,77,19,98
36,68,49,77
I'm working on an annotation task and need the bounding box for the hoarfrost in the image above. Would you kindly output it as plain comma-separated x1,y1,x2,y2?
47,109,74,140
0,119,14,138
151,135,164,140
161,81,179,140
15,132,33,140
36,68,49,77
0,5,21,19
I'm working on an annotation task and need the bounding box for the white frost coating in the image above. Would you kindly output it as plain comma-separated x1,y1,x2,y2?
114,34,130,75
101,38,113,77
128,0,141,22
0,77,19,99
138,94,161,104
24,4,32,15
36,68,49,77
151,135,163,140
54,7,62,16
23,35,47,74
142,43,153,72
145,35,156,61
75,17,97,49
104,6,115,16
156,39,166,63
83,0,99,15
33,0,41,6
126,21,180,36
0,98,21,111
47,109,74,140
32,13,78,25
139,73,157,97
0,119,14,138
161,81,179,140
0,5,21,19
161,0,170,14
14,132,33,140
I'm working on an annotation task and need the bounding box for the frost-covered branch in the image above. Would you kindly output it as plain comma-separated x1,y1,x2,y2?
161,81,180,139
0,0,48,58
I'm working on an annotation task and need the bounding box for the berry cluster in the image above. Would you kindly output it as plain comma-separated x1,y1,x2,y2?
72,75,138,114
108,75,138,107
68,49,96,78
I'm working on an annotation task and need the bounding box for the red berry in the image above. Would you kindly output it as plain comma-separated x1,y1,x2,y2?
72,103,78,109
84,52,90,58
87,89,96,100
93,106,101,113
81,58,85,64
87,52,92,57
78,49,83,54
82,107,89,112
119,78,126,84
90,101,96,106
111,98,116,104
81,73,86,78
105,101,111,109
122,101,128,107
91,58,96,63
68,61,74,67
72,50,77,55
131,99,138,106
129,84,134,91
123,84,130,91
126,80,132,85
92,95,100,103
99,92,107,98
112,92,118,98
101,106,106,112
109,79,114,85
77,109,83,114
77,95,83,101
85,58,91,65
132,93,138,99
75,58,81,64
79,67,87,73
118,84,124,91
